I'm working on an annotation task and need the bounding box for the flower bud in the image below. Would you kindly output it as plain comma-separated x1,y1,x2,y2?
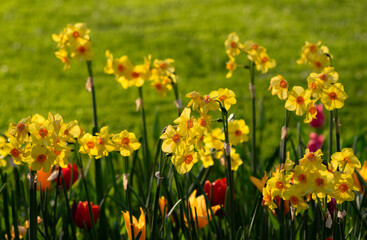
73,201,99,229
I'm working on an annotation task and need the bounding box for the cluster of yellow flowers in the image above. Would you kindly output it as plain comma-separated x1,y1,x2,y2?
104,51,177,96
225,32,276,77
297,41,332,73
269,42,347,122
2,113,140,172
52,23,94,70
262,148,360,215
160,88,248,174
79,127,141,159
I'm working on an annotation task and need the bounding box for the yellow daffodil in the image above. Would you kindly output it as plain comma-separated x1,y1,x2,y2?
65,23,91,44
309,53,331,73
297,41,322,65
94,127,115,159
186,91,203,111
121,207,146,240
225,32,243,57
310,170,334,200
186,190,221,229
304,100,318,123
321,83,347,111
268,75,289,100
25,146,56,172
55,49,70,70
283,186,309,215
29,121,55,146
210,88,236,110
309,67,339,86
200,94,219,113
331,148,361,174
173,108,197,137
112,130,141,157
78,133,98,158
307,74,324,98
197,112,212,132
59,121,81,143
293,165,312,194
8,116,31,141
285,86,312,116
230,148,243,171
243,41,265,56
150,78,172,97
171,146,198,174
228,119,249,146
353,161,367,194
299,149,325,171
160,125,185,154
198,148,214,168
70,38,94,61
203,128,224,151
267,170,292,198
153,58,175,76
226,56,237,78
262,185,277,210
253,51,276,74
332,173,359,204
0,136,8,160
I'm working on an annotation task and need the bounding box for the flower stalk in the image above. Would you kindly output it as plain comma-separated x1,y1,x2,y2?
220,103,236,239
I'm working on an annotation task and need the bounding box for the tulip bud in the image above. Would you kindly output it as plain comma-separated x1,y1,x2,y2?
204,178,227,206
56,164,79,190
73,201,99,229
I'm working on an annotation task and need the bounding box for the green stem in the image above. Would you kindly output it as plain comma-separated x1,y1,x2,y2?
280,110,290,164
124,156,135,240
249,61,257,176
1,169,11,240
327,111,333,163
220,104,235,239
138,86,150,192
11,189,20,240
75,142,98,240
29,171,37,240
172,79,182,116
86,59,107,240
86,61,98,134
150,148,164,239
334,109,341,152
60,169,77,240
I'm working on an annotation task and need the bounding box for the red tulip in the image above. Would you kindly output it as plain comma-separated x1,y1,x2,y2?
204,178,227,206
73,201,99,229
309,104,325,128
56,164,79,189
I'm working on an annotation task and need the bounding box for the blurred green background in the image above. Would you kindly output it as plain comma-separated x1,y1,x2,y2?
1,0,366,160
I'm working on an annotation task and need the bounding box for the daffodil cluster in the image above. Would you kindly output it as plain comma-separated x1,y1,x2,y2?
104,51,177,96
5,113,81,172
262,148,360,215
79,127,141,159
297,41,332,73
52,23,94,70
160,88,247,174
225,32,276,77
3,113,141,172
269,42,347,122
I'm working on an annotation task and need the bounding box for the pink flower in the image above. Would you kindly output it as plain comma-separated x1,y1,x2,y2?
307,132,324,152
309,104,325,128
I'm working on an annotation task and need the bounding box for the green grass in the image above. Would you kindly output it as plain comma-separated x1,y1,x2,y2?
1,0,366,161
